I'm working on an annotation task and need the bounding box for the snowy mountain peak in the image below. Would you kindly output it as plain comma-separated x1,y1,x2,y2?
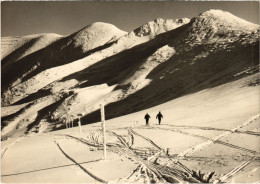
185,9,259,45
70,22,127,52
133,17,190,37
154,18,165,24
79,22,124,32
193,9,259,31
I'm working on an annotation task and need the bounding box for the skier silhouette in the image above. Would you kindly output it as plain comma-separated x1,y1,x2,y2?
156,111,163,125
144,113,151,126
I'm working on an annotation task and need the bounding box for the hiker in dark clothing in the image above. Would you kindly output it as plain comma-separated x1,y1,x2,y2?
144,113,151,125
156,111,163,125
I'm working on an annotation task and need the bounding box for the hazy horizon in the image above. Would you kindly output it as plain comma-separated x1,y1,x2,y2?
1,1,259,37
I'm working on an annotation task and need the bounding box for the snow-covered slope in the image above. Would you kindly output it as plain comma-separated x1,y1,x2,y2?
1,33,62,60
1,23,127,94
1,10,259,141
1,33,62,66
1,18,189,106
1,74,259,183
117,45,176,98
66,9,259,125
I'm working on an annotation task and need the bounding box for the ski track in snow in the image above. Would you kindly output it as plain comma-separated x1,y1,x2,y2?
132,114,259,162
177,114,260,159
147,125,260,155
54,139,107,183
1,137,25,159
1,148,8,158
125,114,260,181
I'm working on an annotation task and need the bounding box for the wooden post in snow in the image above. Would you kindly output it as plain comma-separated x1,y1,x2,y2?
78,117,82,133
100,104,107,160
77,114,83,134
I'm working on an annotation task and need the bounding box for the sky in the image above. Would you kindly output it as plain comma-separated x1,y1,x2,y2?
1,1,259,37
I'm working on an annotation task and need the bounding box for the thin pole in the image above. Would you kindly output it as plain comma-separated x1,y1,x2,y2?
100,104,107,160
78,117,82,133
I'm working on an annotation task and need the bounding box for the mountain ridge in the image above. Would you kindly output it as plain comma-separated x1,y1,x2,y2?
1,9,259,139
